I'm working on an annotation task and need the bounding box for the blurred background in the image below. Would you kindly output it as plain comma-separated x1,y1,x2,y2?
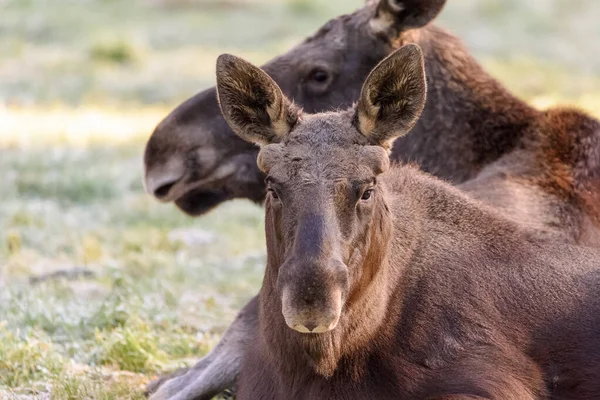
1,0,599,398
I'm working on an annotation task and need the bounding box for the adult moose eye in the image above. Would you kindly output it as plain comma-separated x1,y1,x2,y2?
304,68,333,95
310,69,329,83
303,67,334,96
361,189,373,201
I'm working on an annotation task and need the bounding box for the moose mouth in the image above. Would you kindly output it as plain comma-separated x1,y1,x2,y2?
174,187,231,216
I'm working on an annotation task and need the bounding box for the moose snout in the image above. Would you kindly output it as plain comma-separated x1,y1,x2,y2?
281,287,343,334
278,212,349,334
143,155,186,201
279,257,347,334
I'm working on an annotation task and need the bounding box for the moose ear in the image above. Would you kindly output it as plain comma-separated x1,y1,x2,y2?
216,54,300,146
370,0,446,38
355,44,426,149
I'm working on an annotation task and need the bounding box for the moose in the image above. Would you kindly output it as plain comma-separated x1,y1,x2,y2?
215,46,600,399
145,0,600,398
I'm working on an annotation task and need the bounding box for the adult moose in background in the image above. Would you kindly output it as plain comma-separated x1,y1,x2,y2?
216,46,600,400
146,0,600,398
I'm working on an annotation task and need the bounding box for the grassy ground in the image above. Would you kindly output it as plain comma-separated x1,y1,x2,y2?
0,0,599,399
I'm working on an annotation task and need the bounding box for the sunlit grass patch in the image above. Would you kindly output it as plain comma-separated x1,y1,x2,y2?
0,325,65,389
93,321,168,373
0,107,166,148
92,317,216,373
50,373,147,400
90,38,142,65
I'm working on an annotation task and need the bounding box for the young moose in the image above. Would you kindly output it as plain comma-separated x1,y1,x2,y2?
216,46,600,399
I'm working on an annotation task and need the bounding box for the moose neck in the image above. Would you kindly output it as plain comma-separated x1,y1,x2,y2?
393,25,539,183
257,185,410,380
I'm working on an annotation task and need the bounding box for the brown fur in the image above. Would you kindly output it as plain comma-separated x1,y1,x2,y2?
458,108,600,246
215,49,600,400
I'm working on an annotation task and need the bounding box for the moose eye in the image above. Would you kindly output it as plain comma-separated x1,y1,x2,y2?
361,189,373,201
309,69,330,84
268,188,279,200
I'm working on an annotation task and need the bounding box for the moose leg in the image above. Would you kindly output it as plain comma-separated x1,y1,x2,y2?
148,296,259,400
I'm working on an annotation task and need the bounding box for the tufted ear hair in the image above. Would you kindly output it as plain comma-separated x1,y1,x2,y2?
216,54,301,146
369,0,446,39
355,44,427,149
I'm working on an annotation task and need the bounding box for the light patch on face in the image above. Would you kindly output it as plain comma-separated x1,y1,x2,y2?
360,146,391,174
387,0,405,13
291,324,311,334
323,288,342,331
369,12,395,35
257,143,285,174
209,159,240,182
164,159,239,202
369,0,405,34
194,146,220,169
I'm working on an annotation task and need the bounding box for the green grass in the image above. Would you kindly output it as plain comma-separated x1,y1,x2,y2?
1,0,599,398
0,131,265,398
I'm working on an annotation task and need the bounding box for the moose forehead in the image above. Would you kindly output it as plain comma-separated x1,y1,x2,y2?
259,113,386,185
269,8,377,74
304,14,350,48
301,10,371,49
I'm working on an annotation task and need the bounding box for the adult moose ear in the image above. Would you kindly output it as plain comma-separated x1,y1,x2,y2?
369,0,446,39
216,54,300,146
355,44,426,149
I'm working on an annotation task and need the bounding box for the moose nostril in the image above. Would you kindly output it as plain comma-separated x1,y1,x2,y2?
154,182,176,199
304,323,317,332
303,297,315,306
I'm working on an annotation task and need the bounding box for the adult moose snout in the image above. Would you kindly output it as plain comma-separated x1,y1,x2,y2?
143,153,186,201
143,86,266,215
278,213,349,334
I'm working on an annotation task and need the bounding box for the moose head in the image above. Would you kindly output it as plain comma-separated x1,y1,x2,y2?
216,45,426,357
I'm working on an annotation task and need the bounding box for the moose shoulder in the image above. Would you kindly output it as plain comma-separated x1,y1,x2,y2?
217,46,600,400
